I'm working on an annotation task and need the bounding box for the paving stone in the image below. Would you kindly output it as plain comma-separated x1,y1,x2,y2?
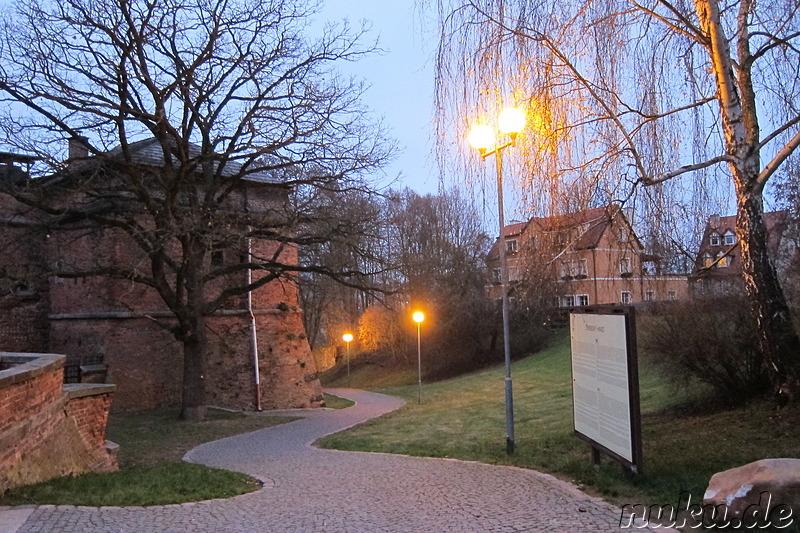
2,388,673,532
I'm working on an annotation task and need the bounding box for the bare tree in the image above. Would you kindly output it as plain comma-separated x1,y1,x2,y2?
431,0,800,401
0,0,393,419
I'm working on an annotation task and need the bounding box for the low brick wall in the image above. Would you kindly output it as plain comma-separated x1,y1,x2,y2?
0,353,117,493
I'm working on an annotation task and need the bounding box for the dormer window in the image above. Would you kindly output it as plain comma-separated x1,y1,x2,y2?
717,252,730,268
506,239,518,254
709,232,721,246
723,230,736,246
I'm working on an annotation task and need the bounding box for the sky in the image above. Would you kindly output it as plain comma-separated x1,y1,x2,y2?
314,1,441,195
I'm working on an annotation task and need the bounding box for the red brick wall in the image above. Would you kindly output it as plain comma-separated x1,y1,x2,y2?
0,354,117,492
1,182,324,414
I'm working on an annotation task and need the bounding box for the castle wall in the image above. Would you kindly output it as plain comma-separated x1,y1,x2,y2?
0,353,117,492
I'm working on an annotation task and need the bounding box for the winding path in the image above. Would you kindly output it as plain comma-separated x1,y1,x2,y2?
6,389,643,532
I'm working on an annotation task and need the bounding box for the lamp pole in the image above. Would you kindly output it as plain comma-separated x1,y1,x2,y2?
342,333,353,387
412,311,425,404
469,107,526,455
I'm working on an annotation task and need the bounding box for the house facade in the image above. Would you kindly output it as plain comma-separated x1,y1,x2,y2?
0,144,324,412
487,205,689,307
690,211,799,305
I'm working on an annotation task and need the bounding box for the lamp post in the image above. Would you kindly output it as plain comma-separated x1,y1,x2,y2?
469,106,526,455
342,333,353,387
412,311,425,404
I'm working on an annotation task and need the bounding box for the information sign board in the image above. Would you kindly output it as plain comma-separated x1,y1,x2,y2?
570,306,642,473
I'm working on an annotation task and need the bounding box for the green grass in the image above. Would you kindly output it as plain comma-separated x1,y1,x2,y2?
318,333,800,508
0,407,298,506
321,360,417,389
0,462,260,507
323,392,355,409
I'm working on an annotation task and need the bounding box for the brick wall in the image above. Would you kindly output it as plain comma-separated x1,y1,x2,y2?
1,178,324,414
0,353,117,492
0,195,50,353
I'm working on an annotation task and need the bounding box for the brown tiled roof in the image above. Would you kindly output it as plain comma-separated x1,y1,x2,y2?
487,204,637,261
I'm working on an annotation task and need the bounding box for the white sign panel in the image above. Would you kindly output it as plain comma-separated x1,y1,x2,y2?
570,312,634,463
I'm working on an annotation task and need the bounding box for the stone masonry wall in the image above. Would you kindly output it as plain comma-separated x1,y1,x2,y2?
0,353,117,493
50,307,324,412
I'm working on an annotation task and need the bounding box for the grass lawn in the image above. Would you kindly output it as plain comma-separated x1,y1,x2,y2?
318,333,800,508
0,407,298,506
323,392,355,409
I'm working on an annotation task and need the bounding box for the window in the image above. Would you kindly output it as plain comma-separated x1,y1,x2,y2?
621,291,632,305
576,294,589,306
716,253,729,268
723,230,736,246
561,260,573,278
668,290,677,301
491,268,501,283
11,280,35,296
710,232,721,246
506,239,518,254
575,258,588,277
702,253,714,268
645,290,655,301
561,295,575,307
619,257,632,275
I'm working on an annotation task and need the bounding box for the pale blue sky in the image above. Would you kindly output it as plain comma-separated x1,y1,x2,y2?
315,1,440,194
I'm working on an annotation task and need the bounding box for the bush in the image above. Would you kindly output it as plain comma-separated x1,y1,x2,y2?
640,298,770,404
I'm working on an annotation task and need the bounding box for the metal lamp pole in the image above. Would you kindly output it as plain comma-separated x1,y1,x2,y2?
468,107,526,455
412,311,425,404
342,333,353,387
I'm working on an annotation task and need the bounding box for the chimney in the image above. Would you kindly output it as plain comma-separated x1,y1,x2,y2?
709,214,720,229
68,136,90,161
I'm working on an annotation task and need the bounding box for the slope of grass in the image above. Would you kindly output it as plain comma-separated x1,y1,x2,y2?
0,408,298,506
318,333,800,508
323,392,355,409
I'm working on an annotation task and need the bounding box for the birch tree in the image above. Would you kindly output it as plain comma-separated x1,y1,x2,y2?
432,0,800,401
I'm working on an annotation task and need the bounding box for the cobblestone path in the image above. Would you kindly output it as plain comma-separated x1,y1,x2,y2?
6,388,642,532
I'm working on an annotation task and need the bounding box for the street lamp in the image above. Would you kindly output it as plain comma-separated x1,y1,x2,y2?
469,106,526,455
342,333,353,387
412,311,425,404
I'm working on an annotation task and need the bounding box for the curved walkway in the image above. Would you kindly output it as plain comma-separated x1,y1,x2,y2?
7,389,645,532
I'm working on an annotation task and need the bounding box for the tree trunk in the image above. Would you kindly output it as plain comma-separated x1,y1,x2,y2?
736,192,800,402
179,315,208,421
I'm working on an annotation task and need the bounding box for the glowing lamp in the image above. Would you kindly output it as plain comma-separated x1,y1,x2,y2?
468,125,495,151
498,107,526,135
412,311,425,324
342,333,353,343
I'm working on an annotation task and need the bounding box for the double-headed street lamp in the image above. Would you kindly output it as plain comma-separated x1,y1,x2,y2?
412,311,425,404
342,333,353,387
469,107,526,455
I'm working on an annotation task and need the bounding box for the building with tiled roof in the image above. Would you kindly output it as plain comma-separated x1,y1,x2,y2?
487,205,689,306
0,139,324,413
690,211,798,301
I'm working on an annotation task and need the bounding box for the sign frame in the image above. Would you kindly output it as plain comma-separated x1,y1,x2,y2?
569,305,643,473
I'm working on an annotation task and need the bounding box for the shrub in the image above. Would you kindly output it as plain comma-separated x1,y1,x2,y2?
639,297,770,404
